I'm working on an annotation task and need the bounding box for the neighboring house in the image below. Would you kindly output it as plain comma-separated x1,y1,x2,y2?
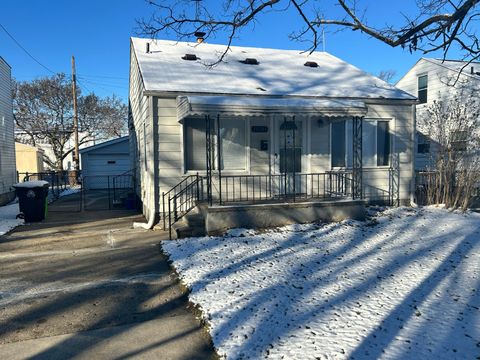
80,136,130,189
15,142,44,174
15,130,96,171
0,57,16,206
396,58,480,170
129,38,416,234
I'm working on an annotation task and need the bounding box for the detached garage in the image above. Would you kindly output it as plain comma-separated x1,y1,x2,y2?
80,136,130,189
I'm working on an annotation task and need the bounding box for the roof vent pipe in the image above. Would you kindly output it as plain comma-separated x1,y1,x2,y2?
195,31,206,43
182,54,199,61
146,42,150,54
240,58,259,65
304,61,319,68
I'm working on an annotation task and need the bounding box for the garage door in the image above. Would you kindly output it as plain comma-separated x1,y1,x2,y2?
85,154,130,189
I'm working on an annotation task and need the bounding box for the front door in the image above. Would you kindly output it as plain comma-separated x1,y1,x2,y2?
276,117,304,195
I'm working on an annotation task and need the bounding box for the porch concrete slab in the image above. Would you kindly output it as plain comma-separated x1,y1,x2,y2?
0,315,214,360
0,199,216,359
206,199,366,235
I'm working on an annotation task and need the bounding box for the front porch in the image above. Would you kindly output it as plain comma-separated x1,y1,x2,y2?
161,169,394,238
158,95,400,238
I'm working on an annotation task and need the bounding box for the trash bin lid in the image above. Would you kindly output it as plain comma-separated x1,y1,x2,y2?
13,180,50,188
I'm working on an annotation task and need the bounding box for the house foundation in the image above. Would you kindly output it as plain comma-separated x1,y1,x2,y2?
204,199,366,235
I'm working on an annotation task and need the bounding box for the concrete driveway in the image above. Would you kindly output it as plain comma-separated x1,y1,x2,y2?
0,197,216,359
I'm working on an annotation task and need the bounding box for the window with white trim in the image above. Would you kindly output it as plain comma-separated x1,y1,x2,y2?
184,117,247,172
418,74,428,104
331,119,391,168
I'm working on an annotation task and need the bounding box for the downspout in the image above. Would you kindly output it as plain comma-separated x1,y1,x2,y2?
134,95,158,229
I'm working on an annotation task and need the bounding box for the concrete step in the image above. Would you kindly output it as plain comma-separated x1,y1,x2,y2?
184,213,205,227
173,223,206,238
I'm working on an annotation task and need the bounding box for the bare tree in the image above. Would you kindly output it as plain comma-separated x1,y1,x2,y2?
377,70,397,84
139,0,480,65
418,86,480,210
13,74,127,170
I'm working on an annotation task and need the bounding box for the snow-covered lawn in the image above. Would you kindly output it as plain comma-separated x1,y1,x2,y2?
163,207,480,359
0,202,23,236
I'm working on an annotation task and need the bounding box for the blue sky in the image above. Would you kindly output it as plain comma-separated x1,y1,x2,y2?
0,1,463,103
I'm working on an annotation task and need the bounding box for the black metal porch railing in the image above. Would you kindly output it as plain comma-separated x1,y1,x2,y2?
163,169,396,239
162,174,203,239
362,168,396,206
217,171,353,204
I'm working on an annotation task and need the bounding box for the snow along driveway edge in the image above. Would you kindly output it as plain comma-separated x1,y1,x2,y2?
0,202,23,236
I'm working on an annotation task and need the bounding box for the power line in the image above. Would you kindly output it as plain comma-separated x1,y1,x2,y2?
76,79,94,94
78,74,128,80
0,22,56,74
78,77,128,90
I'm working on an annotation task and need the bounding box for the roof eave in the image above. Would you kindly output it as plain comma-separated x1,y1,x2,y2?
143,89,417,104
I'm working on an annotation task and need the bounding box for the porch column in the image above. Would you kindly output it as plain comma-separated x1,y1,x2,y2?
216,114,222,205
352,116,363,199
205,115,213,205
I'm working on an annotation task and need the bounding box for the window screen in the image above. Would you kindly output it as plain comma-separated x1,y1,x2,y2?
184,118,207,171
184,117,247,171
331,120,346,167
418,75,428,104
377,121,390,166
362,121,376,167
219,118,246,170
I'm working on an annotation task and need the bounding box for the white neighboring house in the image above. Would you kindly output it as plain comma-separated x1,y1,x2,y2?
0,57,16,206
129,38,416,233
80,136,130,189
396,58,480,170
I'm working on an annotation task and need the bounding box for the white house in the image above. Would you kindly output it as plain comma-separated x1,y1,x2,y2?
396,58,480,170
129,38,416,235
0,57,16,206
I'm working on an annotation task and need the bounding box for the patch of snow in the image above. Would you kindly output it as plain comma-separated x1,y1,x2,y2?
58,187,81,197
13,180,49,188
0,202,23,236
163,207,480,359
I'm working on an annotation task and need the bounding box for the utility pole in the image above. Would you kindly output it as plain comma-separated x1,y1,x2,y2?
71,55,80,173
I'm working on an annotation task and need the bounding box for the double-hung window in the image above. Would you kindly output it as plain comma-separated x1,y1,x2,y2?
450,130,468,152
417,133,431,154
331,119,391,168
184,117,247,172
418,74,428,104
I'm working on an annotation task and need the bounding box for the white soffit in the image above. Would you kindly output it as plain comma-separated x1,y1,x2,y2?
177,95,368,121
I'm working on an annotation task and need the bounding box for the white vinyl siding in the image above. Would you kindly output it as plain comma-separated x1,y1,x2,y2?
0,58,16,204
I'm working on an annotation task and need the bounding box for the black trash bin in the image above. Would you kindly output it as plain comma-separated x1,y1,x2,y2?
13,181,49,222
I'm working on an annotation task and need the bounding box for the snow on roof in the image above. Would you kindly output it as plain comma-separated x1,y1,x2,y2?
177,95,368,120
79,136,129,154
13,180,49,188
131,38,415,100
423,58,480,78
